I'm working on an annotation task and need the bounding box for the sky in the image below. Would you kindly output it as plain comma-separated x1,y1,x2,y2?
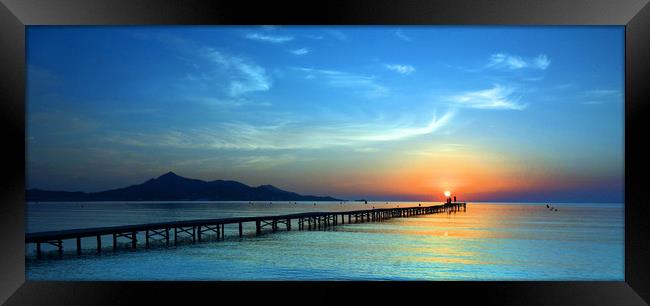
26,26,624,202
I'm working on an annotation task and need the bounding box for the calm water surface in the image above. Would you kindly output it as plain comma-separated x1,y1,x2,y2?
25,201,623,280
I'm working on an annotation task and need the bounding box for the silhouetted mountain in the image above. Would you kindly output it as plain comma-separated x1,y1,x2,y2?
26,172,343,202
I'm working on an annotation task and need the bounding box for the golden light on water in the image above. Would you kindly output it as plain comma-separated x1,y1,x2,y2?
444,190,451,197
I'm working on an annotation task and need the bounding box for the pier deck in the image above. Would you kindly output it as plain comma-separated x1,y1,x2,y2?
26,202,467,259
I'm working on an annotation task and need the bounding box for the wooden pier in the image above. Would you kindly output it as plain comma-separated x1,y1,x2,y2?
25,202,466,259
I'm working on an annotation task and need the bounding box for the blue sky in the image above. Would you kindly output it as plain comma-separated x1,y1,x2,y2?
26,26,624,202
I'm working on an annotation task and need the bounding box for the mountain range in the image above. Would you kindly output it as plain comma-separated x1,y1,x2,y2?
26,172,343,202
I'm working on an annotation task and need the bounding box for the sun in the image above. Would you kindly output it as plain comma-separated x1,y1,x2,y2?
444,190,451,197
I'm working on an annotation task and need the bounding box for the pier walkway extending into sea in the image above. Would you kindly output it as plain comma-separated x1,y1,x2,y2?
26,202,467,259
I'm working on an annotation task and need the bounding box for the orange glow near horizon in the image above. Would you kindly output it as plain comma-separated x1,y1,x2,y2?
329,147,525,199
221,139,623,203
297,144,609,201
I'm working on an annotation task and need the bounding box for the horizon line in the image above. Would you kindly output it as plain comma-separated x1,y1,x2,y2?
26,171,622,204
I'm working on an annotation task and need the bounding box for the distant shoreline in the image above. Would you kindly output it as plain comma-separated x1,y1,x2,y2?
26,172,343,202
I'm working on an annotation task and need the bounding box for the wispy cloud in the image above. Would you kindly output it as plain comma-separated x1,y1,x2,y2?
359,110,455,141
291,48,310,55
394,30,412,42
488,53,526,69
106,110,455,151
354,147,380,153
304,34,324,40
244,33,294,43
532,55,551,70
451,84,527,110
583,89,620,96
581,101,606,105
580,89,622,105
523,76,545,82
205,49,272,96
326,30,348,41
487,53,551,70
409,143,469,156
385,64,416,75
233,154,298,169
295,67,388,97
198,97,272,108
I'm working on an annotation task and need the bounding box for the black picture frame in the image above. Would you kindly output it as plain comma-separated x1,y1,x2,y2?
1,0,648,304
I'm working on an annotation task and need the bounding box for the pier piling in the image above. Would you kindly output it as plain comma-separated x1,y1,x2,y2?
26,203,466,259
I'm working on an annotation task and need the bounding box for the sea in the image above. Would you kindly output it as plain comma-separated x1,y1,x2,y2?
25,201,624,281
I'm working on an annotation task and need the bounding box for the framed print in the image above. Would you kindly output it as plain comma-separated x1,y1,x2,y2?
1,0,648,304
